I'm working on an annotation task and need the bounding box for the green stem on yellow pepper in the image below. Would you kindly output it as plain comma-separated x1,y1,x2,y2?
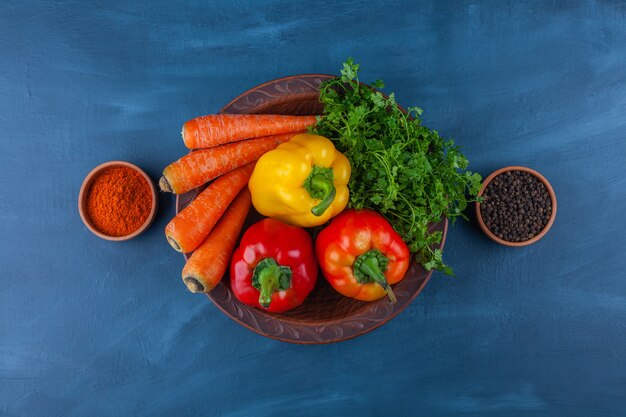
303,166,337,217
310,175,336,216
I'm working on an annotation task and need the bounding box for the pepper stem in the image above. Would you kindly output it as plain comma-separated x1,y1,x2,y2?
258,268,279,308
354,250,397,304
310,175,336,216
303,166,336,217
252,258,292,309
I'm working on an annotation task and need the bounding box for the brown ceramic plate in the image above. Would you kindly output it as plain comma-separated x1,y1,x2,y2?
176,75,448,344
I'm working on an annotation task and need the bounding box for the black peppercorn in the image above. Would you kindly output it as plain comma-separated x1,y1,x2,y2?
480,171,552,242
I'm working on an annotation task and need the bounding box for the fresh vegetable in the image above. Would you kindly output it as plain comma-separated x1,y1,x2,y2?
315,209,410,303
159,132,299,194
248,133,351,227
165,163,255,253
182,114,317,149
181,188,251,293
230,218,317,313
313,59,482,273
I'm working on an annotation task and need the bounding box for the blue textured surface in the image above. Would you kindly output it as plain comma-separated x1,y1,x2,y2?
2,1,626,416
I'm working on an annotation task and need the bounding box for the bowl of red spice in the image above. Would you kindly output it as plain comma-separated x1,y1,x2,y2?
79,161,157,241
476,166,557,247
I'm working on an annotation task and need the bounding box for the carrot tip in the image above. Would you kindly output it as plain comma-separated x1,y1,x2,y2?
167,236,182,252
159,176,172,193
184,276,205,293
181,125,189,148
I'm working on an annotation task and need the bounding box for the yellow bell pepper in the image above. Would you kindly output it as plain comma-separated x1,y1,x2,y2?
249,134,351,227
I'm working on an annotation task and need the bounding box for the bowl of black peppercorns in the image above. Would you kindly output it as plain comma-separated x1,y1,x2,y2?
476,166,557,247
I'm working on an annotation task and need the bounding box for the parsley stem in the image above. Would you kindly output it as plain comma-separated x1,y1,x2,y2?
314,59,482,275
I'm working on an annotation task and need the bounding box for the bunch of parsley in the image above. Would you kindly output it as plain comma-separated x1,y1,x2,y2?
312,59,482,274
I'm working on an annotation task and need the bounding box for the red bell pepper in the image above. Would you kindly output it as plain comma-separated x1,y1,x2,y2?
230,218,317,313
315,209,410,303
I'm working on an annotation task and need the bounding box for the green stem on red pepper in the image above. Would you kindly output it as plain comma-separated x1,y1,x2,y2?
251,258,292,309
353,249,397,304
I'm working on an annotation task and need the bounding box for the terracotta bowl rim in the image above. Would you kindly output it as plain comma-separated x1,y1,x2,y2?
475,165,557,247
78,160,158,241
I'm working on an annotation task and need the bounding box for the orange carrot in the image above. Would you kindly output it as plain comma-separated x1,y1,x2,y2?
165,163,254,253
182,114,317,149
159,132,299,194
182,188,251,293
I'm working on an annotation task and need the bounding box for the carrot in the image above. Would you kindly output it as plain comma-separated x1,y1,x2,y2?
182,114,317,149
159,132,299,194
165,163,255,253
182,188,251,293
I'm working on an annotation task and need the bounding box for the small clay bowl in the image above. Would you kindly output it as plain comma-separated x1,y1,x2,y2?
475,166,557,247
78,161,157,241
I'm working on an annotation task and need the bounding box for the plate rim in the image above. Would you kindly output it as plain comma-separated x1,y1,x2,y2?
175,74,448,344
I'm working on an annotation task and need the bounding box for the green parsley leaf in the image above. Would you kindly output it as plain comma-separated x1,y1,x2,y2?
312,59,482,274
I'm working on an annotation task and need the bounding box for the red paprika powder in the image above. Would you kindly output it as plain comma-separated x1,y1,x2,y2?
85,166,152,236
